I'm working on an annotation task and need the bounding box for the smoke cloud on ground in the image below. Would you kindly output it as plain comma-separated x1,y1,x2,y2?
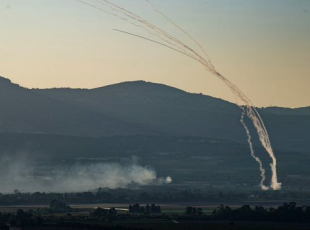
0,155,171,193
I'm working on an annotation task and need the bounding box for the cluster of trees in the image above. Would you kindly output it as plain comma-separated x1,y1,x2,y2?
0,209,42,229
212,202,310,222
1,201,310,229
49,199,71,213
0,208,140,230
2,188,310,205
129,204,161,214
91,207,117,221
185,206,204,215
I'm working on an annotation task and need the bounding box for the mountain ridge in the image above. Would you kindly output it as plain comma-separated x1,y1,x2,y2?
2,75,308,111
1,76,310,152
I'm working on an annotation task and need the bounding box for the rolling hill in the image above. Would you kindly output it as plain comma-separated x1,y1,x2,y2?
0,76,309,152
1,76,310,189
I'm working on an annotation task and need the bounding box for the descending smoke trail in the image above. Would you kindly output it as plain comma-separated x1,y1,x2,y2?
77,0,281,190
213,71,281,190
240,108,268,190
113,29,201,62
95,0,213,71
79,0,198,61
144,0,215,70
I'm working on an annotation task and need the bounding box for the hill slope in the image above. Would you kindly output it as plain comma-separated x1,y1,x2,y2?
0,77,151,136
0,76,309,151
33,81,245,142
34,80,310,152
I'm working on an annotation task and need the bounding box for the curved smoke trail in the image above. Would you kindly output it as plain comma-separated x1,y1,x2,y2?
77,0,281,190
144,0,215,70
240,108,268,190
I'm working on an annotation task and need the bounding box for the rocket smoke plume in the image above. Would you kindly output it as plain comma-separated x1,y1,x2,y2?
240,108,268,191
77,0,281,190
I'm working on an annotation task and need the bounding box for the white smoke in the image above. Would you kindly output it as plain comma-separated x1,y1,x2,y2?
76,0,281,190
240,108,268,190
165,176,172,184
0,155,172,193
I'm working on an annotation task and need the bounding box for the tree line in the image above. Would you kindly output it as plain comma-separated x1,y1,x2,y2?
1,188,310,205
1,201,310,229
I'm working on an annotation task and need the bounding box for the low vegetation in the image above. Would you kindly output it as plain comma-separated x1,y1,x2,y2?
0,201,310,229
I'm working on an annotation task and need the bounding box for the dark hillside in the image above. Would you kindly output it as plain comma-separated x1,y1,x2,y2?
0,76,150,136
0,76,309,151
34,81,310,152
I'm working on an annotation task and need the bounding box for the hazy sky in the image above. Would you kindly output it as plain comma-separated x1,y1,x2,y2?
1,0,310,107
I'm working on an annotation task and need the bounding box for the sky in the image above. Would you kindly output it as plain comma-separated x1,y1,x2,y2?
1,0,310,108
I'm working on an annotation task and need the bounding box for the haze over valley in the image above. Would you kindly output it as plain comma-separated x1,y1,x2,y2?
0,76,309,193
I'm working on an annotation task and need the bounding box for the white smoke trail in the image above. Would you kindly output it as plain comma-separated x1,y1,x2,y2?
141,1,276,189
76,0,281,190
144,0,215,70
240,108,268,190
140,1,281,190
94,0,197,58
78,1,213,70
96,0,213,71
213,71,281,190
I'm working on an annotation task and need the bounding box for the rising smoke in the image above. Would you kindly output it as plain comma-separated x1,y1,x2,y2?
76,0,281,190
0,154,171,193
